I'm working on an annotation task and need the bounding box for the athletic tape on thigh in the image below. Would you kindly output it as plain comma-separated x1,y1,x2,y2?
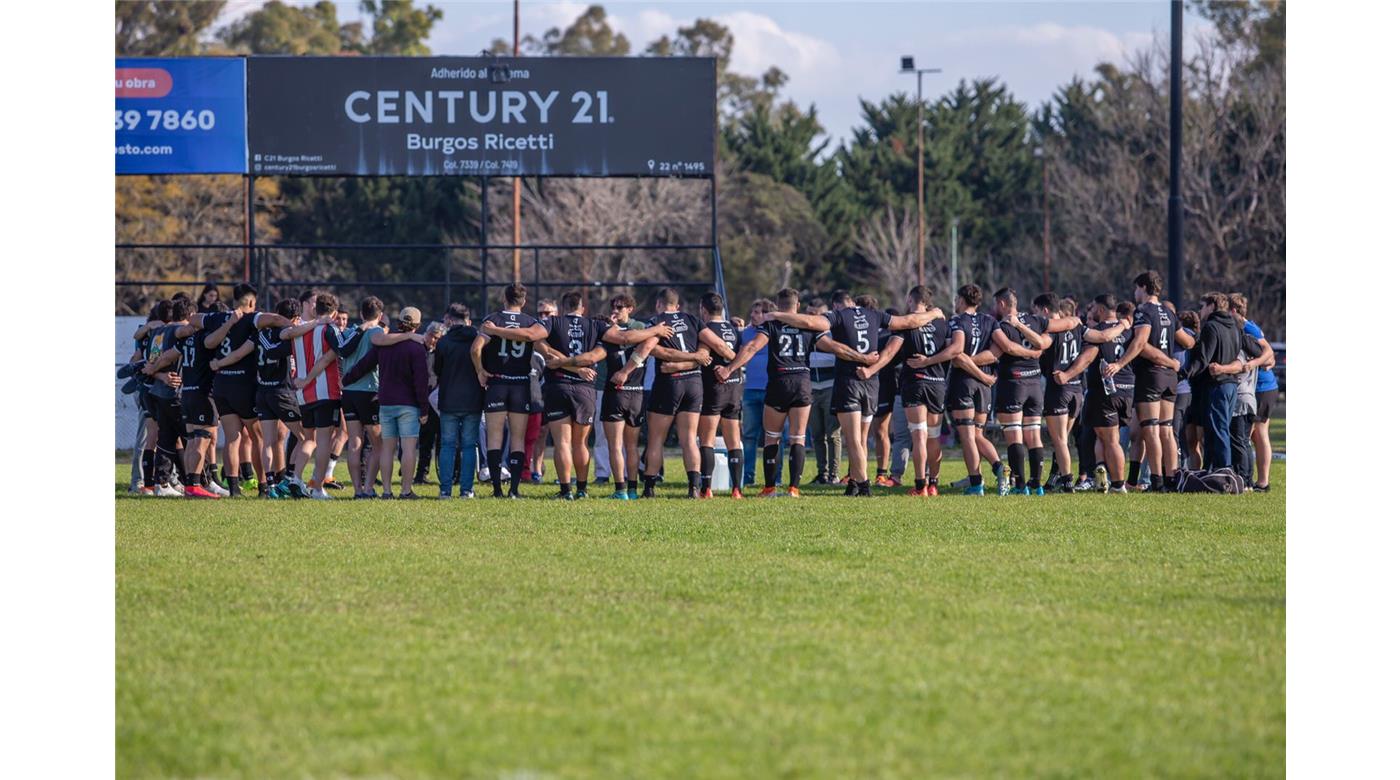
908,421,928,432
187,428,212,439
1002,422,1022,430
953,418,977,427
1139,418,1160,427
862,415,874,424
765,429,784,439
788,434,806,445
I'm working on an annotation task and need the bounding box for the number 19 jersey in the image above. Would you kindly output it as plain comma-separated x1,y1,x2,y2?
482,310,540,384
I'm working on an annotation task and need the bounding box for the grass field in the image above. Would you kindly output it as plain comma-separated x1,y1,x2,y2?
116,449,1285,777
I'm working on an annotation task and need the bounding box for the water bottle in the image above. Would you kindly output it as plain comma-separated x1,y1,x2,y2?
1099,359,1116,396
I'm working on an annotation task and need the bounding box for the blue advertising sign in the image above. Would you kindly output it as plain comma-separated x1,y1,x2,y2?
116,58,247,174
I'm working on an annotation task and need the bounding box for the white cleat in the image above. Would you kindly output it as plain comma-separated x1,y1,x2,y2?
205,480,230,497
310,488,332,500
155,483,184,498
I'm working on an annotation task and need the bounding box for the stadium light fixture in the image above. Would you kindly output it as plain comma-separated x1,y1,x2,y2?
899,57,941,287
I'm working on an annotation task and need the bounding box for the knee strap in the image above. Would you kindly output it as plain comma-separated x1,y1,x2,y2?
1001,422,1022,430
1140,418,1160,427
186,428,212,440
788,434,806,445
953,418,976,427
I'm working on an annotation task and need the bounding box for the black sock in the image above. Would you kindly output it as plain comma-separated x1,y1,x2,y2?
487,449,503,493
789,444,806,488
615,480,626,494
642,474,657,497
1028,447,1044,488
507,451,525,493
876,467,889,477
699,447,715,491
915,478,927,491
763,444,779,487
686,470,701,497
627,478,638,494
1008,444,1026,488
970,474,984,487
728,450,743,491
1127,460,1141,485
1111,480,1125,489
857,480,871,496
574,478,586,497
141,451,156,488
990,460,1003,477
558,481,572,497
1150,474,1163,490
182,470,198,488
239,462,254,481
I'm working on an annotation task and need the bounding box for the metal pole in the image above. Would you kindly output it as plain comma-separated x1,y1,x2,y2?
1042,159,1051,293
949,216,959,302
479,176,489,316
916,72,925,288
243,174,254,283
1168,0,1185,308
533,247,541,310
511,0,522,284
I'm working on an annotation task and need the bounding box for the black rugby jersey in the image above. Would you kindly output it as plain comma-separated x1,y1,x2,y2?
1086,320,1136,395
1041,323,1085,385
255,329,294,390
541,313,611,384
761,319,825,375
703,319,743,387
481,310,540,384
649,311,705,381
895,318,952,386
948,311,998,381
1131,301,1180,373
996,312,1049,382
824,306,892,379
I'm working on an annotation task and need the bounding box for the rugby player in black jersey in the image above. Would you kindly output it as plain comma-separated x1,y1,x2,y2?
243,299,304,496
534,291,671,500
203,283,292,496
641,288,713,499
719,288,874,497
765,289,940,496
696,292,744,498
473,284,549,498
871,285,959,496
1059,295,1137,492
597,294,662,500
965,288,1082,495
155,305,228,497
946,285,1016,495
1037,295,1086,491
1105,271,1196,491
139,300,192,496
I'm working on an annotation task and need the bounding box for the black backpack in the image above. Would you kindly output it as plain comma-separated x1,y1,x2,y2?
1173,468,1249,494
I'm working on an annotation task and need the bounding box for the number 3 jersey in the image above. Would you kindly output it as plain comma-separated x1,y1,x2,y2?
481,310,540,384
539,313,612,384
761,319,827,376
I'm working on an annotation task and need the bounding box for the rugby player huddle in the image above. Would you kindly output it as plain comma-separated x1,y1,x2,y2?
125,269,1275,500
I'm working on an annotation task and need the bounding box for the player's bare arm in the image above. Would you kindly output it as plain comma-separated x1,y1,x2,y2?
1083,320,1126,344
209,339,255,371
1106,325,1151,376
887,309,939,330
602,321,672,346
202,308,244,348
1054,344,1098,385
713,333,766,382
370,329,424,346
765,311,831,331
480,321,548,342
470,333,491,387
1136,342,1180,370
1009,317,1054,350
991,328,1040,358
279,315,332,341
697,328,737,360
908,330,965,368
294,347,339,389
1045,315,1082,334
815,335,878,365
855,334,905,380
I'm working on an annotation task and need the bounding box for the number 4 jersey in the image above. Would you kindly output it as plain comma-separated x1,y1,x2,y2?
481,310,541,384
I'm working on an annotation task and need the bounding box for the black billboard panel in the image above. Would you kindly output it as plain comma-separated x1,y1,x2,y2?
247,57,715,177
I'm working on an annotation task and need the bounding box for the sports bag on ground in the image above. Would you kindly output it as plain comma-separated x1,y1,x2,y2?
1173,468,1248,494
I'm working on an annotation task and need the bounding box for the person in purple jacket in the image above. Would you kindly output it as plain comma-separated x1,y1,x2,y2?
344,306,432,499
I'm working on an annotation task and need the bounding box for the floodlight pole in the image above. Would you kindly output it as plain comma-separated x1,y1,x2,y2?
900,60,941,288
1168,0,1185,308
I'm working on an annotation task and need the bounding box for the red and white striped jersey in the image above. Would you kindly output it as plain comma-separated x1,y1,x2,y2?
291,324,342,403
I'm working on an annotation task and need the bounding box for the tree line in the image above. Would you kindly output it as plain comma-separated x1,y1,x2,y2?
115,1,1285,337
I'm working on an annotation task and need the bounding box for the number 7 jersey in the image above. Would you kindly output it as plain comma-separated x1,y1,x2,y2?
481,310,540,384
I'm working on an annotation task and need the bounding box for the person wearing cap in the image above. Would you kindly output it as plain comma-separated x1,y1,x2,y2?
343,306,432,499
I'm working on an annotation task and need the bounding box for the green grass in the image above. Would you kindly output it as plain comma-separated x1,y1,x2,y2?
117,452,1285,778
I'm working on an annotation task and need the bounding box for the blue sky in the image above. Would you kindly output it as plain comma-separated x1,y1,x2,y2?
216,1,1213,147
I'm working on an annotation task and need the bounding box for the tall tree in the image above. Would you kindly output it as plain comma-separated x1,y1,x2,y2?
492,4,629,56
219,0,361,55
115,0,225,56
